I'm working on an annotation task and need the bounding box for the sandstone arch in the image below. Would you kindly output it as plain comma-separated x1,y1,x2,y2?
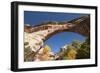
25,15,90,41
24,15,90,61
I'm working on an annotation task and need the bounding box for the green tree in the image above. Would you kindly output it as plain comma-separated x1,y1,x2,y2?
57,38,90,60
59,44,77,60
71,40,81,49
76,38,90,59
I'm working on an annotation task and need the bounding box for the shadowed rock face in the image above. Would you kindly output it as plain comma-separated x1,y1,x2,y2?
67,15,90,37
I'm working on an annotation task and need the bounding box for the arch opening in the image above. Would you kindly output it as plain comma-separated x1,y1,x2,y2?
44,32,86,54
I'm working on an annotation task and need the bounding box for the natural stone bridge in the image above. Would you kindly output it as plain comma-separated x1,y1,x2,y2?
24,15,90,61
25,15,90,41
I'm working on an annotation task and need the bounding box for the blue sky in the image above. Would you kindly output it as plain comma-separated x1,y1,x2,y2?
24,11,87,54
44,32,85,54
